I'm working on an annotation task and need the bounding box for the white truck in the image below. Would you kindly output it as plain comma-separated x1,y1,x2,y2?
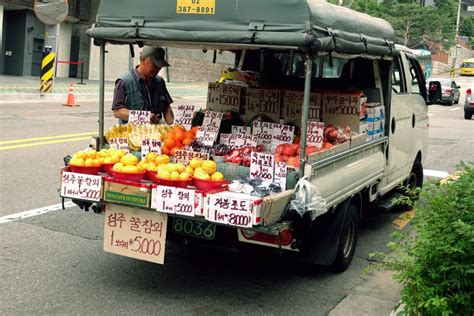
83,0,433,272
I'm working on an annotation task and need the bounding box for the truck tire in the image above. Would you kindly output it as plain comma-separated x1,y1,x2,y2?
330,204,359,272
396,159,423,211
465,112,472,120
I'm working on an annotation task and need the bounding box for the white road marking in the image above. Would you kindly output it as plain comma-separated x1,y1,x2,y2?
424,169,449,178
428,113,435,117
449,107,461,112
0,202,75,224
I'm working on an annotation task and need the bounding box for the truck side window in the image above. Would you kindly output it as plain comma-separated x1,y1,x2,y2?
407,57,426,99
391,58,405,94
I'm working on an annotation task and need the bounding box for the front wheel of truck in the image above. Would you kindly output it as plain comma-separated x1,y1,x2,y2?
330,204,359,272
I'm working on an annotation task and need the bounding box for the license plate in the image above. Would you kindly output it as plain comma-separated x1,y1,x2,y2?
171,217,215,240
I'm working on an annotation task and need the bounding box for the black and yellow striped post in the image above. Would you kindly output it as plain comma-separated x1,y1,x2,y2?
40,50,55,94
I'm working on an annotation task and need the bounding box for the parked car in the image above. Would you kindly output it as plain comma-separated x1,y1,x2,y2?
464,83,474,120
426,78,460,105
460,58,474,76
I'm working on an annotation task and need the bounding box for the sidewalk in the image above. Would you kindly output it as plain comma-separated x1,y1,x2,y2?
0,75,209,103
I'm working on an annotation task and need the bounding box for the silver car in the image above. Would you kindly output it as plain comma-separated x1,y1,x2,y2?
464,83,474,120
427,78,461,105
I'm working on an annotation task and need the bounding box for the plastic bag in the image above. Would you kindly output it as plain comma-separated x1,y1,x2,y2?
289,176,327,220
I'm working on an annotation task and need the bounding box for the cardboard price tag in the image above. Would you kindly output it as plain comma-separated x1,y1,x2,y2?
196,128,217,147
207,195,253,228
103,204,167,264
174,150,209,165
250,152,274,181
207,82,241,112
219,133,232,145
109,137,129,151
228,133,247,149
141,138,162,160
231,125,251,134
322,92,364,132
281,91,322,127
202,110,223,133
245,88,280,123
274,162,287,191
151,186,195,217
61,171,102,202
270,124,294,152
129,110,151,125
174,105,195,130
252,121,273,150
307,121,324,148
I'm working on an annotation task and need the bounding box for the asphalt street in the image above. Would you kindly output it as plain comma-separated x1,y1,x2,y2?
0,76,472,315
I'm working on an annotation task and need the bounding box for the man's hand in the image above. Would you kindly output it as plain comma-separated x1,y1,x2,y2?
150,113,162,124
113,108,129,121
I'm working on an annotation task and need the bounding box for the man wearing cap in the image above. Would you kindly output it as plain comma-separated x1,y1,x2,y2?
112,46,174,124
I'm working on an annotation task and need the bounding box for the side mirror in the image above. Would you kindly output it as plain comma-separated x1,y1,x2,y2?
457,85,461,89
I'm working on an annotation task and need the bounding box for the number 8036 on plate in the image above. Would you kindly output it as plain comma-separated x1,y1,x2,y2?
171,217,216,240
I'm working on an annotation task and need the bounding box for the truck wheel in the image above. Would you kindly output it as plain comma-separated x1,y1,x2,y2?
330,205,359,273
465,112,472,120
396,159,423,211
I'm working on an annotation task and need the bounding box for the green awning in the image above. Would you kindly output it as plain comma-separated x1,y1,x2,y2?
87,0,396,56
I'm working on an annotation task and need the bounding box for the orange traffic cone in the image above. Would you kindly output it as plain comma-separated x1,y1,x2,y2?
63,83,79,107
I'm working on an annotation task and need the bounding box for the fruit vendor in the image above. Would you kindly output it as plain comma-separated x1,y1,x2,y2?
112,46,174,125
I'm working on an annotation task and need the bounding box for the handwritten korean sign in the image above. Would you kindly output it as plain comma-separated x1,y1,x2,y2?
306,121,325,148
109,137,129,151
151,186,195,217
245,88,281,123
196,128,217,147
281,91,322,127
250,152,274,181
174,150,210,165
129,110,151,125
201,110,223,133
207,194,253,228
61,171,102,202
141,138,162,160
270,124,294,152
274,162,287,191
207,82,241,112
219,133,232,145
174,105,195,130
231,125,251,135
252,121,273,150
103,204,167,264
322,92,363,131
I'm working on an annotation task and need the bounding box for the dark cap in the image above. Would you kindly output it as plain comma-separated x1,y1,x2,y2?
141,46,170,68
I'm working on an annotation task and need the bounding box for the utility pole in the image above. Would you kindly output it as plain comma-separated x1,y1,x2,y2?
451,0,462,77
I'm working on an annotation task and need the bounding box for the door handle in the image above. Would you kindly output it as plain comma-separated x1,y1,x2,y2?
412,114,415,128
391,117,396,133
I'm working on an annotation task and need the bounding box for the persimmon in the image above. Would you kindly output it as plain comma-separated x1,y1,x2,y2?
182,137,193,146
184,131,194,139
170,147,179,156
161,144,171,155
174,130,185,141
164,137,175,148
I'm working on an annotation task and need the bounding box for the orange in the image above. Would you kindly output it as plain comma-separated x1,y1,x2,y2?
174,140,183,148
161,144,170,155
174,130,185,142
182,137,193,146
170,147,179,156
184,131,194,139
172,125,185,133
164,137,175,148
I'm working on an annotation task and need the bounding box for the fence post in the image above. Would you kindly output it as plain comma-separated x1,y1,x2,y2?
78,60,86,85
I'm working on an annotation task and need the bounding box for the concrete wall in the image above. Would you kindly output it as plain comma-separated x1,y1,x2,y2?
88,43,140,81
56,22,72,77
23,10,44,76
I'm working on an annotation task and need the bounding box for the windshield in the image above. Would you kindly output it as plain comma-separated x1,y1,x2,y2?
461,62,474,68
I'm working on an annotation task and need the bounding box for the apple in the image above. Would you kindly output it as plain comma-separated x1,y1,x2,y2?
282,146,296,157
326,129,339,143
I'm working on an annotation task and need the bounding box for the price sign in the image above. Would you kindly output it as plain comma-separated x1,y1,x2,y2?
219,133,232,145
173,188,195,217
250,152,274,181
307,121,325,148
228,133,247,149
61,171,102,202
151,186,195,217
207,195,253,228
152,186,176,214
274,162,287,191
196,128,217,147
202,110,223,133
129,110,151,125
245,88,281,123
174,150,209,165
174,105,195,130
207,82,241,112
322,92,363,132
252,121,273,150
231,125,251,134
270,124,294,152
141,139,162,160
109,137,129,151
103,204,167,264
281,91,322,126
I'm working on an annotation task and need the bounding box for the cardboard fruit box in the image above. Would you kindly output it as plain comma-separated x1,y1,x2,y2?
103,177,156,208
